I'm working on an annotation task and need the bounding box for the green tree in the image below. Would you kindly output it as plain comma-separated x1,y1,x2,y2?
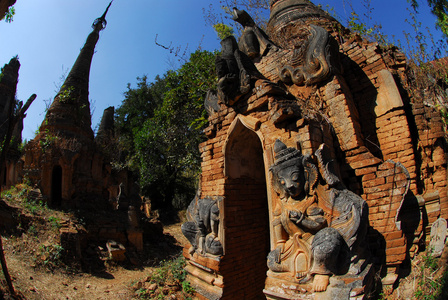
116,50,217,212
115,75,168,168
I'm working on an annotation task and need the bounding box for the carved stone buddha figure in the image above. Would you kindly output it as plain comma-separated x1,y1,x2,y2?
268,140,369,292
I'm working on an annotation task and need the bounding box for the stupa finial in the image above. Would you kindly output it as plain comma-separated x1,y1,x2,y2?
92,1,113,32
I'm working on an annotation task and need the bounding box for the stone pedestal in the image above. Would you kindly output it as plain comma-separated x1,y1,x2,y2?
106,240,126,261
264,264,373,300
183,246,223,300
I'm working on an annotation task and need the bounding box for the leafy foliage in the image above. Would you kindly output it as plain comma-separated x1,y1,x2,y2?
116,50,217,211
409,0,448,39
3,6,15,23
213,23,235,40
115,75,167,169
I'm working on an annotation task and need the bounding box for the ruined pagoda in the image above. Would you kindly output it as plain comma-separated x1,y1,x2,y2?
23,2,115,208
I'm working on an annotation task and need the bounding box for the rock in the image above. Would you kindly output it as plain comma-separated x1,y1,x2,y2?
382,273,398,286
146,283,158,291
132,281,143,290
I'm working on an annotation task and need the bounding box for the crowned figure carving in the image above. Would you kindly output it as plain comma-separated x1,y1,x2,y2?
268,140,369,292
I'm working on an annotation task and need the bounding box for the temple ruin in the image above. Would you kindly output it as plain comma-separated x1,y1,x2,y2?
182,0,448,299
22,2,130,209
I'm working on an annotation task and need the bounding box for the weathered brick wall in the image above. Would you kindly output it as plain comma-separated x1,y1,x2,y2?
412,102,448,219
220,178,269,299
338,36,447,249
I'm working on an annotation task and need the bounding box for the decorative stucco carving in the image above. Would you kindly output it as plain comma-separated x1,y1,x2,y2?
276,24,340,86
268,140,369,292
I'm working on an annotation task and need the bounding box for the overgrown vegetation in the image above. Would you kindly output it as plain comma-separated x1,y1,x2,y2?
382,249,448,300
1,183,47,215
131,255,194,299
0,184,71,273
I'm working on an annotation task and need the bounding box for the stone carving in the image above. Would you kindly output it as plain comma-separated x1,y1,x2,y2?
128,205,139,229
181,195,223,256
268,140,369,292
277,24,340,86
265,0,342,87
232,8,276,58
429,218,447,257
215,36,264,105
204,90,221,116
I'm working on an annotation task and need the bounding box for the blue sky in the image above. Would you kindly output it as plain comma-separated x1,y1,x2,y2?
0,0,443,141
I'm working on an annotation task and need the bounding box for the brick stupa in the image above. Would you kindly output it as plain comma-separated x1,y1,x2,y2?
23,2,115,208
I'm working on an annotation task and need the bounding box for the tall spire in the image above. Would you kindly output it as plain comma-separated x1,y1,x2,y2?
40,2,113,139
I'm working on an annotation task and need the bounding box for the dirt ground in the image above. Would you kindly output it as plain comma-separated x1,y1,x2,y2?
1,223,188,300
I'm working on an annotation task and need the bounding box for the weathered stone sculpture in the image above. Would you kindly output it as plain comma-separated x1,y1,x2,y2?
268,140,369,292
215,36,263,105
182,195,223,256
232,8,275,58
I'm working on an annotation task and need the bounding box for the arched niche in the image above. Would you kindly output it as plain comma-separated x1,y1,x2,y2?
221,116,270,298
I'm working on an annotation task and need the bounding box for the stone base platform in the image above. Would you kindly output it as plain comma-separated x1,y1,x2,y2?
183,246,223,300
264,264,374,300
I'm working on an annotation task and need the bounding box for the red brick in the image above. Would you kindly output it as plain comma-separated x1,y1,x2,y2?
363,177,386,188
355,166,378,176
385,244,407,256
351,157,382,169
384,231,404,240
386,237,406,248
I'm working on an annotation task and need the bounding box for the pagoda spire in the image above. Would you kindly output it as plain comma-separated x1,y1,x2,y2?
40,2,113,139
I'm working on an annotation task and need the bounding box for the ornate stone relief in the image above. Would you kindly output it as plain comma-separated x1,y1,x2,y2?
215,36,264,106
182,194,223,256
276,24,340,86
268,140,369,292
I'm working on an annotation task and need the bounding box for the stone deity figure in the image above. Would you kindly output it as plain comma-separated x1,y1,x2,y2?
181,195,223,256
232,7,276,58
215,35,264,105
268,140,369,292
